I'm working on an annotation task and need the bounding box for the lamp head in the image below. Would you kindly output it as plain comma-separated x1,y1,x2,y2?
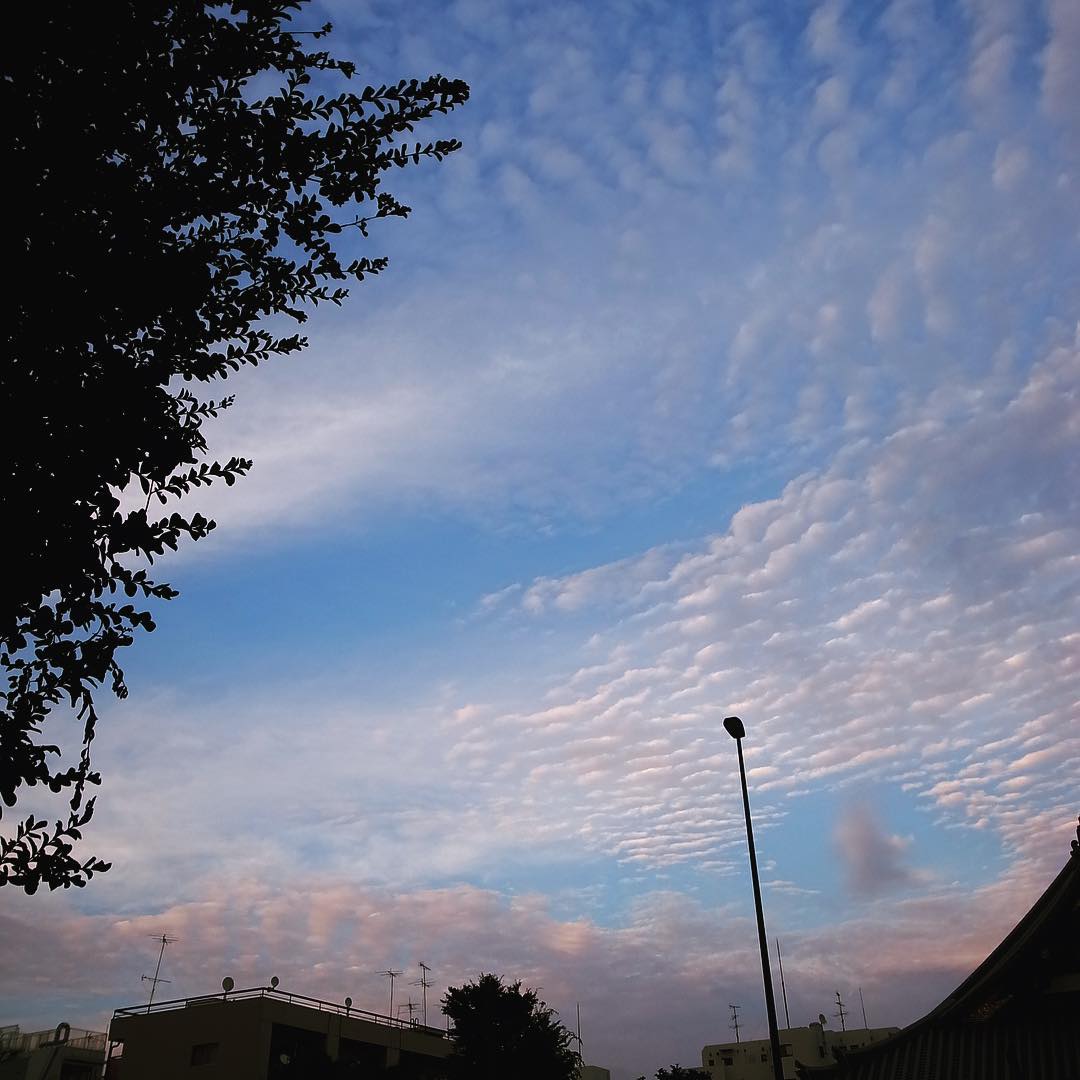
723,715,745,740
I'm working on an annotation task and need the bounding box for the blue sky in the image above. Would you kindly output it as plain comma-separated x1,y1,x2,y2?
3,1,1079,1076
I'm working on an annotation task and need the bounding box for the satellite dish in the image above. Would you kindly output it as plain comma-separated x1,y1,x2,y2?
345,997,353,1009
270,975,280,989
819,1014,828,1026
222,977,234,993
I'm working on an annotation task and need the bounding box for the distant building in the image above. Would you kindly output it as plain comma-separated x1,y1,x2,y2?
798,815,1080,1079
0,1022,107,1080
701,1022,899,1080
106,984,451,1079
579,1066,612,1080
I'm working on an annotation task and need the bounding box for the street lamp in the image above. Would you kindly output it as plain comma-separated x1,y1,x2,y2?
724,715,784,1080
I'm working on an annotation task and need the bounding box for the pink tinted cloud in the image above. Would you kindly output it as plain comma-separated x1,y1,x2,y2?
3,850,1072,1080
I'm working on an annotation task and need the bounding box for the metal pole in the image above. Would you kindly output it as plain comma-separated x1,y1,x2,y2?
149,935,167,1007
776,938,791,1030
734,733,784,1080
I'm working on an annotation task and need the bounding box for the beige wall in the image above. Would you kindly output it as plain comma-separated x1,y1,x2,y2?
701,1024,900,1080
580,1066,612,1080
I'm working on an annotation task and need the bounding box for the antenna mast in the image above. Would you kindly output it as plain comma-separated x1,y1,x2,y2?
776,938,791,1029
834,990,848,1032
858,986,869,1029
729,1003,742,1044
141,933,177,1011
379,969,403,1021
415,963,432,1026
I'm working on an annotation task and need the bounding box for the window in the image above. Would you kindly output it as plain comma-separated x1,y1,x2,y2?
190,1042,219,1066
781,1044,793,1057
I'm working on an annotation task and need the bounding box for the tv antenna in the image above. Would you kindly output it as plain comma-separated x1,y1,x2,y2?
412,967,429,1023
399,999,418,1025
729,1003,742,1043
141,933,177,1011
834,990,848,1032
379,969,403,1020
858,986,869,1029
776,938,791,1029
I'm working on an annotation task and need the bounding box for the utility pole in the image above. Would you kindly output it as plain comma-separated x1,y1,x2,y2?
379,969,403,1021
729,1003,742,1044
859,987,869,1029
776,938,791,1029
834,990,848,1032
141,933,177,1012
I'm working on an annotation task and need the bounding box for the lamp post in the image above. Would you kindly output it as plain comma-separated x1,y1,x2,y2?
724,715,784,1080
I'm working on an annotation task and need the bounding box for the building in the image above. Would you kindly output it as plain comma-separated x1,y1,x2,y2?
798,815,1080,1079
579,1066,612,1080
0,1023,107,1080
702,1022,899,1080
106,984,451,1079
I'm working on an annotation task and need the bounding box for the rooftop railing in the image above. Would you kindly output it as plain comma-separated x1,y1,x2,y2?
0,1026,107,1053
111,985,449,1039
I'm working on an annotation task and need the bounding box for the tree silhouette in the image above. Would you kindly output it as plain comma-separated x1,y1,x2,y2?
441,974,580,1080
1,0,468,893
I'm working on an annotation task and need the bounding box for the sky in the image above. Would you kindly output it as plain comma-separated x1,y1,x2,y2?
3,0,1079,1076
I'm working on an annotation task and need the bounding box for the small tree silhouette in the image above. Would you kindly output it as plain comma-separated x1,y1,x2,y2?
442,974,580,1080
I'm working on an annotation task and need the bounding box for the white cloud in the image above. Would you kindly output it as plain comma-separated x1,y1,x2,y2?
460,339,1079,879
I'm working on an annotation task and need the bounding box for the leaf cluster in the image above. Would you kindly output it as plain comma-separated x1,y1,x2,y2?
1,0,468,892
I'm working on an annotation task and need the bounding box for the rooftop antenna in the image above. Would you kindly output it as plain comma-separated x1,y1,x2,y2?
379,969,403,1021
141,933,177,1012
729,1003,742,1044
858,987,869,1029
576,1002,583,1062
415,962,432,1026
776,938,791,1030
834,990,848,1033
399,999,418,1025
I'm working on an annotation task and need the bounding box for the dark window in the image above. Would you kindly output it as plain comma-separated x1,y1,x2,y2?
722,1058,733,1066
190,1042,219,1066
781,1044,793,1056
59,1066,97,1080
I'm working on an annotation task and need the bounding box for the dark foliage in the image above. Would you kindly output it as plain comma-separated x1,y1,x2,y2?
441,973,581,1080
636,1067,707,1080
1,0,468,893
